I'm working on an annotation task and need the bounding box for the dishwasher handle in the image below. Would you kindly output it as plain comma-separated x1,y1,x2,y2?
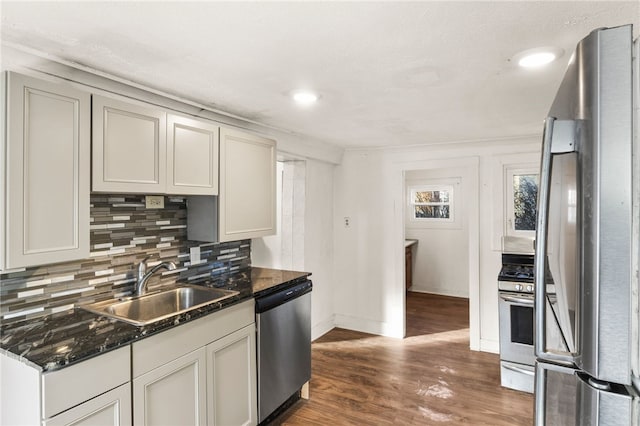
255,280,313,313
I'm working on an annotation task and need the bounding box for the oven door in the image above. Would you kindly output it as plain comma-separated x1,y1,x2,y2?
499,291,535,365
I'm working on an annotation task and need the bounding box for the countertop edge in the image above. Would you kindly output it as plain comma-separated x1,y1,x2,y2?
0,347,42,370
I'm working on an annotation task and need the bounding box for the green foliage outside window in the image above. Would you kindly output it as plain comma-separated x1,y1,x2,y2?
513,175,538,231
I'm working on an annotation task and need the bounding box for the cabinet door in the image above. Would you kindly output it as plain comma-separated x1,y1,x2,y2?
44,383,131,426
4,72,90,269
206,324,257,426
167,114,219,195
92,95,166,193
219,128,276,242
133,348,206,426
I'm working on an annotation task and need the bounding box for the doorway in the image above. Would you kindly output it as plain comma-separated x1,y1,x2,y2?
397,157,480,349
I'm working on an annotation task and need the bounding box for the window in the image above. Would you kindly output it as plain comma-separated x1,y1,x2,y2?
505,167,539,236
409,185,454,222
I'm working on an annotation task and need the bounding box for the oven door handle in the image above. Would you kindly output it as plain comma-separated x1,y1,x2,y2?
499,294,534,306
502,363,535,376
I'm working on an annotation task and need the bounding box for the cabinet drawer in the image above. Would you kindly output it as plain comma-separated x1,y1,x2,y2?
132,299,254,378
44,383,131,426
42,346,130,419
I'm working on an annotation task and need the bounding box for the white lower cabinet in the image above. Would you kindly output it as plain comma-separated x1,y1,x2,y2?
44,383,131,426
0,346,131,426
131,299,257,426
133,348,207,426
0,302,256,426
206,324,258,426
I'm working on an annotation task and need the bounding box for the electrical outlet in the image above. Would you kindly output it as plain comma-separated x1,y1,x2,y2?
190,246,201,265
344,217,351,228
145,195,165,209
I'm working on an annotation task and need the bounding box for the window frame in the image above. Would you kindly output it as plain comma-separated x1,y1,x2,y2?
504,166,539,238
408,184,455,223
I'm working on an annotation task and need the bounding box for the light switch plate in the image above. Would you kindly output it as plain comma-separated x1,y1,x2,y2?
145,195,164,209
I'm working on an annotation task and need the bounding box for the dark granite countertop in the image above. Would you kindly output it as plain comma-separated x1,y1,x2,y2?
250,267,311,297
0,266,310,372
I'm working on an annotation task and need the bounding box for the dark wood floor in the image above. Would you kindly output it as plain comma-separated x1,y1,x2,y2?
274,292,534,425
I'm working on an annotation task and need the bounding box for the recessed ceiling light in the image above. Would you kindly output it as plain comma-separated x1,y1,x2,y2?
512,47,564,69
519,52,556,68
292,91,318,106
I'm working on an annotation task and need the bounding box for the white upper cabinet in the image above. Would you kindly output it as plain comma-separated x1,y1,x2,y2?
92,95,167,194
167,114,219,195
3,72,90,269
219,128,276,242
92,95,219,195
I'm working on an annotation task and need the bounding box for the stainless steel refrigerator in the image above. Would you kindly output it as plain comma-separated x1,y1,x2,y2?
534,25,640,424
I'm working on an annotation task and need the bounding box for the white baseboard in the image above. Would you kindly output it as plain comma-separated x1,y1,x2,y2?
315,314,499,355
311,316,335,341
479,339,499,354
333,314,403,338
409,287,469,299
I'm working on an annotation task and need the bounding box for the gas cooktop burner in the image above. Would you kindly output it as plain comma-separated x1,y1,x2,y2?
497,253,554,291
498,254,535,283
499,267,534,282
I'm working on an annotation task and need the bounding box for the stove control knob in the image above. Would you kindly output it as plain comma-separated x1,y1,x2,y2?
515,284,523,291
527,285,533,292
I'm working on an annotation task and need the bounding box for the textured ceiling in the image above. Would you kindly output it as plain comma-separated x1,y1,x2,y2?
1,1,638,149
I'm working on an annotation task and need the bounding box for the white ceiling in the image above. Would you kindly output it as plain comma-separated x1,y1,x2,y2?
1,1,638,149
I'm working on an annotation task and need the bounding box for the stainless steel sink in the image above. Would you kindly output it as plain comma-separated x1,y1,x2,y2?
81,285,239,326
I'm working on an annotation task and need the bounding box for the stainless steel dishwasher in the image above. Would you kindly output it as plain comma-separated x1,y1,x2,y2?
255,279,312,424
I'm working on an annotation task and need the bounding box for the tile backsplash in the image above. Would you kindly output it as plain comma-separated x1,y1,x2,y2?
0,194,250,325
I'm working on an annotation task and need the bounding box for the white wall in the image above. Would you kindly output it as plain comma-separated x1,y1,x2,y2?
252,161,307,271
252,162,284,269
405,167,471,298
333,137,541,352
304,160,335,339
253,158,335,341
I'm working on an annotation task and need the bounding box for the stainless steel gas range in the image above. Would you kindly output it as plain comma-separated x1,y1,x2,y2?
498,238,562,394
498,251,536,393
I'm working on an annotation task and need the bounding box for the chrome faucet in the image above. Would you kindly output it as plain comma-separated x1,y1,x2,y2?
135,258,177,296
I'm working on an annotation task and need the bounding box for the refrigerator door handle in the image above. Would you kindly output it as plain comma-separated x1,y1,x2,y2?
534,117,576,365
535,361,582,426
534,362,548,426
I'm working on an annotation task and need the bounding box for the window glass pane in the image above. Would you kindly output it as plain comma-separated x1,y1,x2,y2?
513,174,538,231
414,190,449,204
414,205,450,219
